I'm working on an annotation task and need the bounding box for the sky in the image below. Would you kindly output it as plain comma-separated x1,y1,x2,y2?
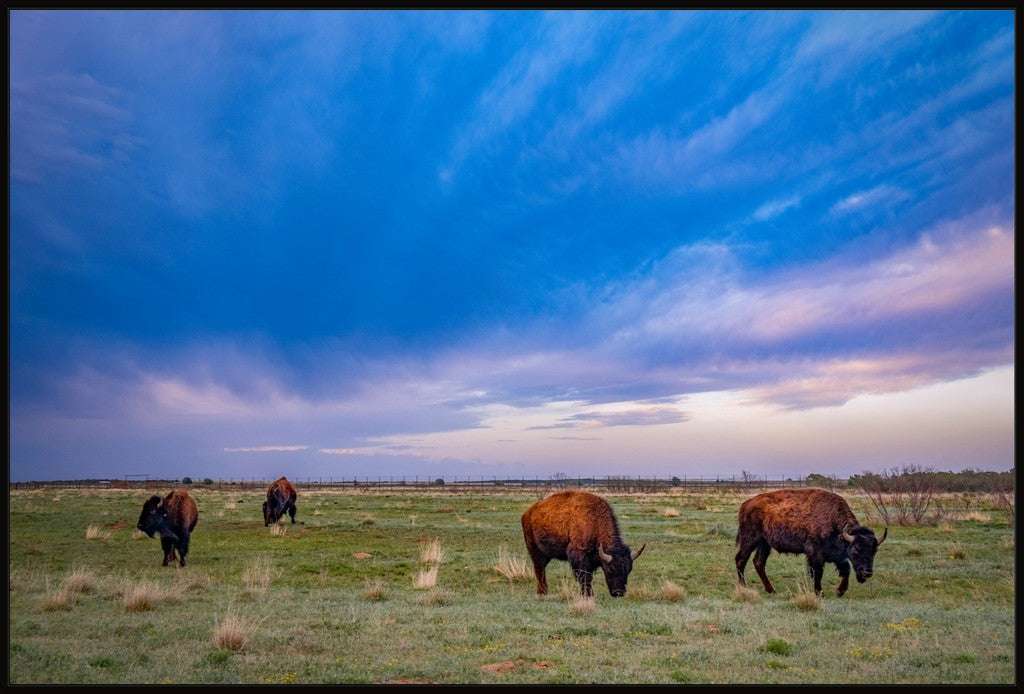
8,9,1015,483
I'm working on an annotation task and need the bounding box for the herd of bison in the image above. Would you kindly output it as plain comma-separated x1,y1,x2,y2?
136,477,886,598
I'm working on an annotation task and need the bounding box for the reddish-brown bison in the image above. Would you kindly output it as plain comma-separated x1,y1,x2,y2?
521,490,645,598
136,489,199,567
735,487,886,597
263,476,297,526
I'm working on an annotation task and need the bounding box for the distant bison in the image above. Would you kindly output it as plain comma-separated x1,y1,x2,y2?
735,487,886,597
521,490,645,597
136,489,199,567
263,476,297,527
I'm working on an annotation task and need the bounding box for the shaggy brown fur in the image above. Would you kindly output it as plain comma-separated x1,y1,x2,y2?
521,490,645,598
735,488,886,597
137,489,199,567
263,477,297,526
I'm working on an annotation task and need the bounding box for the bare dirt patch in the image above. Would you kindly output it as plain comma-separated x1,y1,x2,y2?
352,552,373,559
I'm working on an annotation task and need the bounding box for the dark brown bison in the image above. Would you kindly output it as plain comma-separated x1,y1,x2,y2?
136,489,199,567
521,489,645,598
263,476,297,526
735,487,886,597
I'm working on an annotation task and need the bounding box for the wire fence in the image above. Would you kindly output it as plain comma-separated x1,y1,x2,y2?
8,474,847,494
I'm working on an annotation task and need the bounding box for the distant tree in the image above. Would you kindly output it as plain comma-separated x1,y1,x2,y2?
671,476,681,487
434,477,445,486
805,473,835,489
182,476,193,485
202,478,213,485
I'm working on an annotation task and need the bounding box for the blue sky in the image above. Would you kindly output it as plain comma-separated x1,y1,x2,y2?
8,9,1015,482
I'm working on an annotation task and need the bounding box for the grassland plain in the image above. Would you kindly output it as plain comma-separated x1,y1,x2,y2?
7,487,1016,685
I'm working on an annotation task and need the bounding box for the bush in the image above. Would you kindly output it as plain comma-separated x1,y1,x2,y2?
203,478,214,485
182,476,193,485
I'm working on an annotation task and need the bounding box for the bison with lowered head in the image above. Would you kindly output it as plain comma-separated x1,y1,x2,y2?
735,487,886,597
521,490,645,598
263,476,297,526
136,489,199,567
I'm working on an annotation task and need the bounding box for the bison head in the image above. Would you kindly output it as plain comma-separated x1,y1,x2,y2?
597,543,645,597
263,500,275,526
137,495,176,541
842,524,886,583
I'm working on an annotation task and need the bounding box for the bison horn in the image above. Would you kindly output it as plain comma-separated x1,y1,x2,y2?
841,524,855,543
598,546,612,563
878,527,888,545
631,544,646,561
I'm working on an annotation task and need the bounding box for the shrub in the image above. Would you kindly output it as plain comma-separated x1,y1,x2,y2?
413,566,438,590
182,477,193,485
764,638,793,656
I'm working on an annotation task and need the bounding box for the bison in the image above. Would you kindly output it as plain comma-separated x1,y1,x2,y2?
521,490,645,598
136,489,199,567
735,487,886,597
263,476,297,527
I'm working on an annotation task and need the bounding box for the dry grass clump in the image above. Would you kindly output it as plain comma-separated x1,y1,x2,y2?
734,585,761,603
212,615,248,651
557,578,579,600
132,529,149,541
963,511,991,523
63,567,98,594
270,523,287,537
223,502,237,510
243,556,273,598
41,585,80,611
414,588,449,606
948,542,966,560
413,566,439,590
359,514,375,526
493,545,531,582
793,584,821,612
121,581,172,612
569,595,596,615
659,579,686,602
85,524,112,540
41,567,101,610
421,538,445,565
663,508,679,518
938,521,954,534
362,578,386,602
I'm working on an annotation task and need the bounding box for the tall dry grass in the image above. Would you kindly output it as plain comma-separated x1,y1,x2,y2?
493,545,531,582
420,538,444,565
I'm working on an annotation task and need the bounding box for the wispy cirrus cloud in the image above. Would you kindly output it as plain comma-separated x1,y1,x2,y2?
224,445,308,453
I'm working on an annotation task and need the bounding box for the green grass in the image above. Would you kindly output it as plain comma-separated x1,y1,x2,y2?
7,487,1016,684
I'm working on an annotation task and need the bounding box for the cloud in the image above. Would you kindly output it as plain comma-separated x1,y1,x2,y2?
10,73,141,183
532,405,691,430
224,445,309,453
830,185,907,215
752,195,802,221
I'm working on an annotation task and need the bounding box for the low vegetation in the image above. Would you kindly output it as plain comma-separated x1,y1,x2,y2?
7,486,1015,684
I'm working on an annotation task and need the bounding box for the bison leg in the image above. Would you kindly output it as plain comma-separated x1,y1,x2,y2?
178,535,190,567
160,537,175,567
807,559,824,596
752,543,775,593
835,560,850,597
566,549,594,596
735,543,754,588
530,555,550,595
288,504,296,524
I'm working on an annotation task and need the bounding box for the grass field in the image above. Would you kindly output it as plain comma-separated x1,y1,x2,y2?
7,486,1016,684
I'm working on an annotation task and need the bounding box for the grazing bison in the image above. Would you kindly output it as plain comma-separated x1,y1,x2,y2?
735,487,886,597
521,490,645,598
263,476,297,527
136,489,199,567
